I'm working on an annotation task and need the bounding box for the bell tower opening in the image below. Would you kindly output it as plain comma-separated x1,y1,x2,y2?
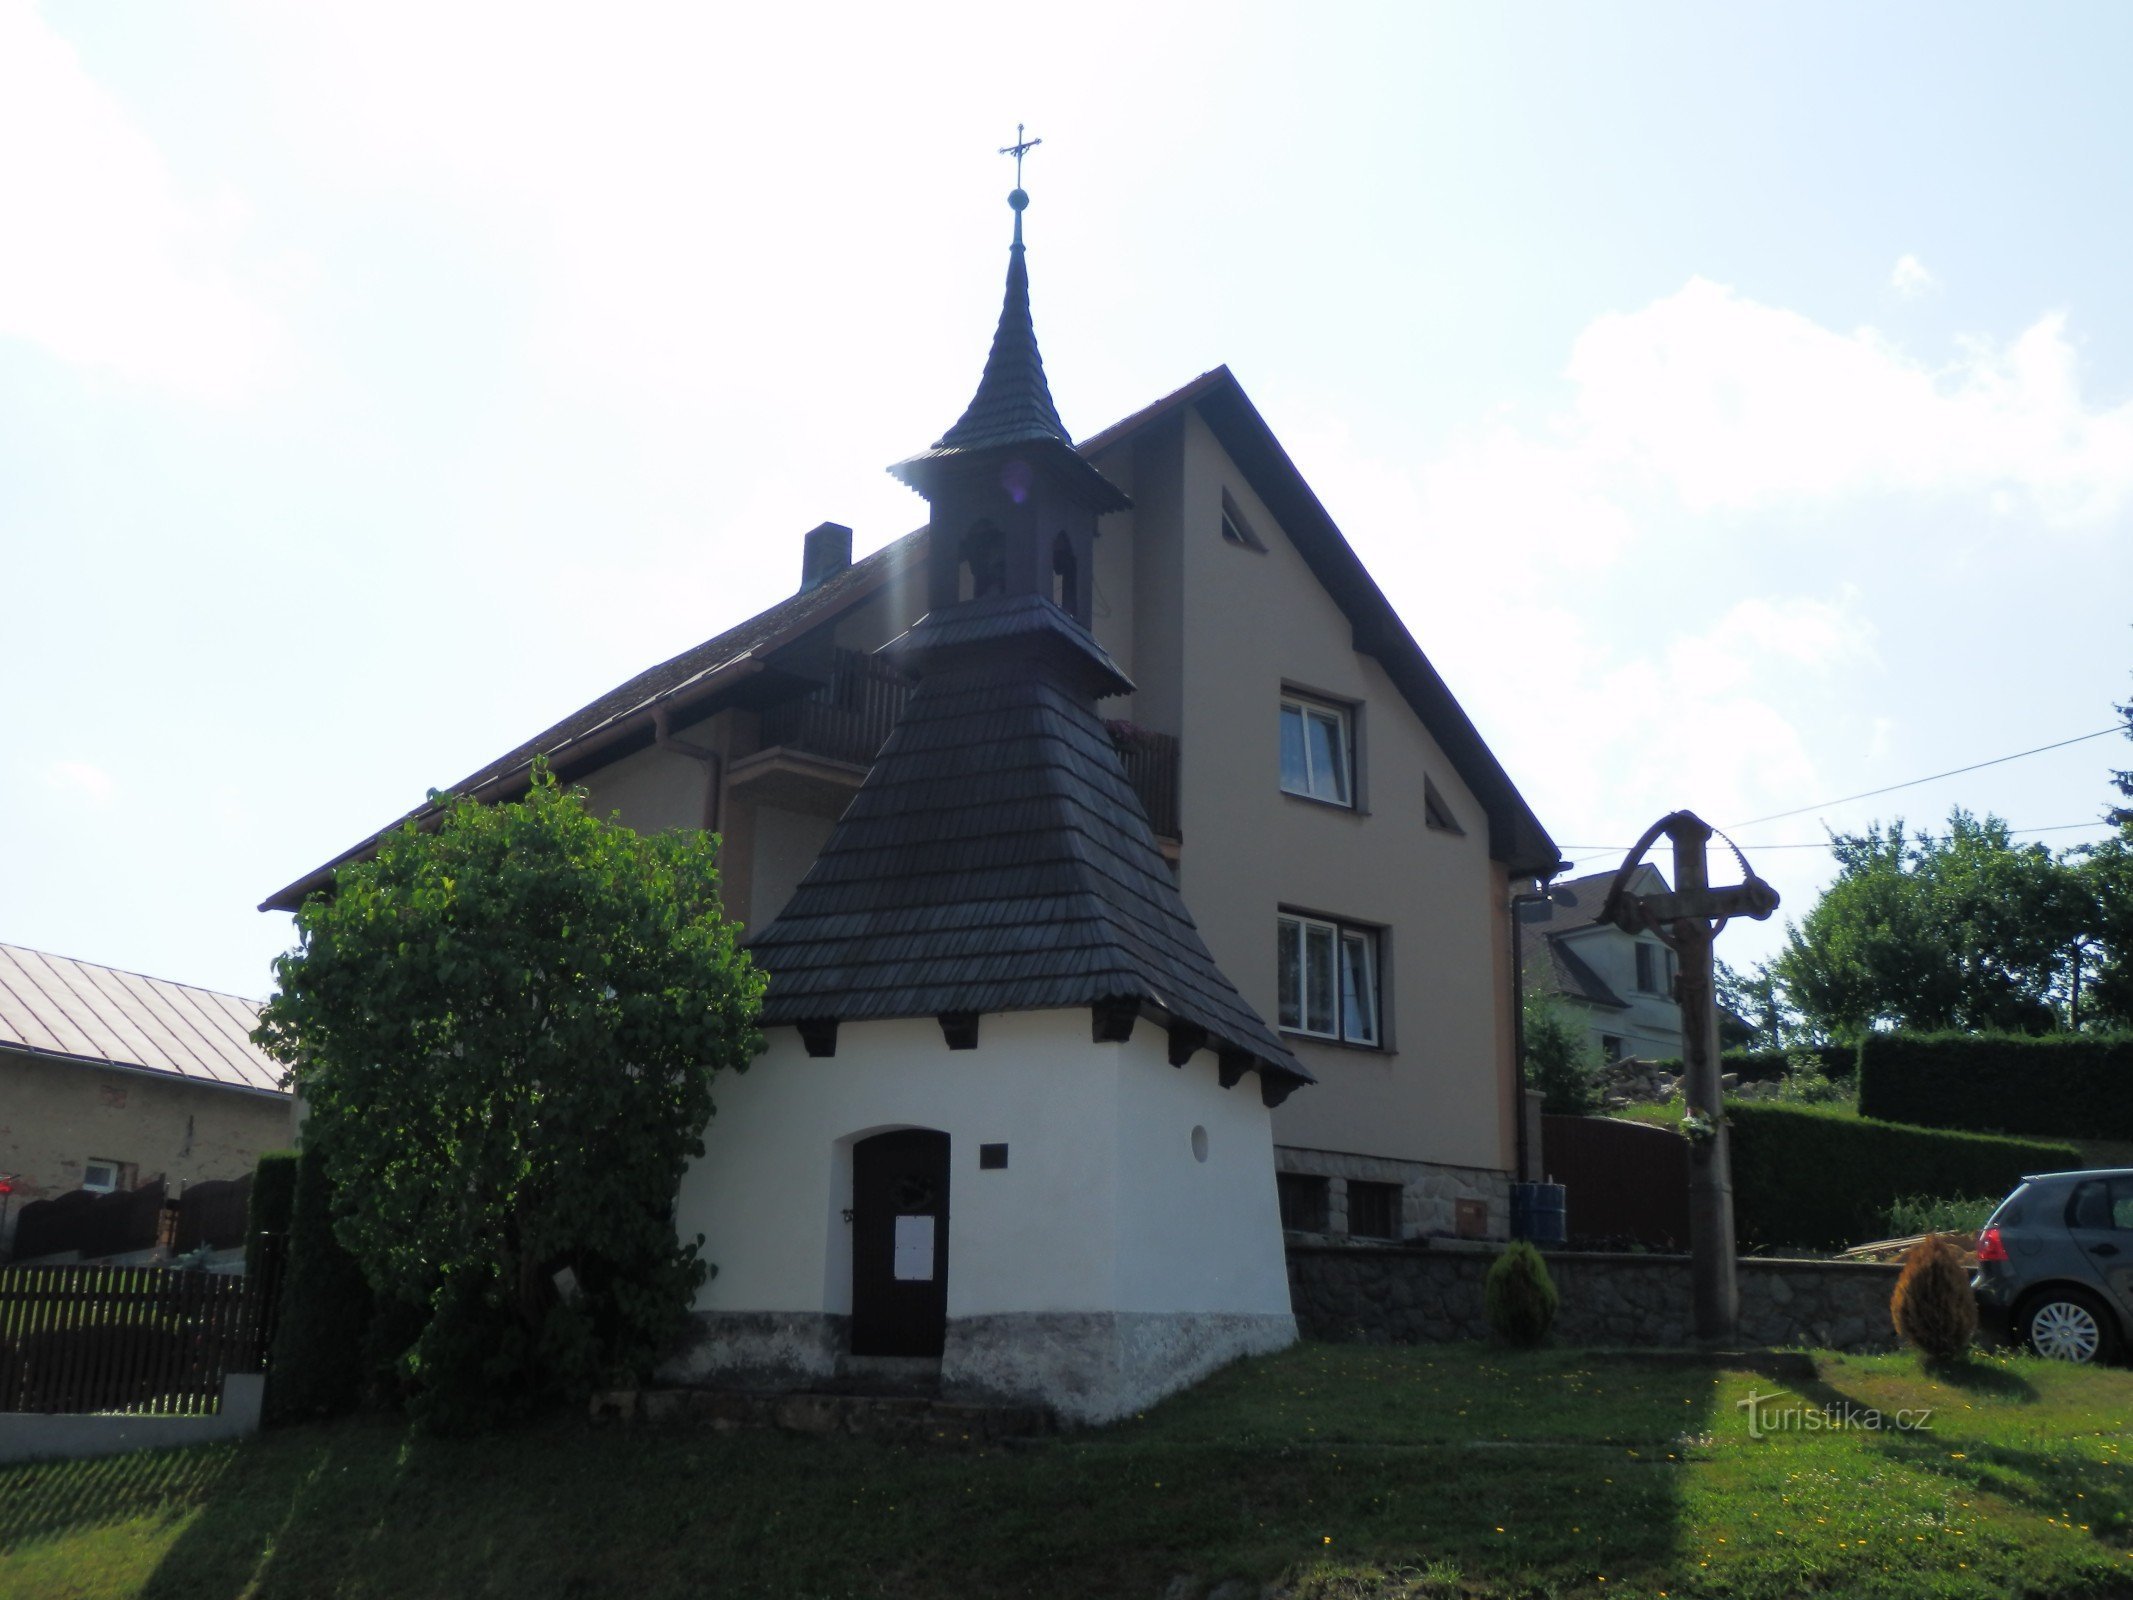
1051,532,1079,620
958,523,1006,603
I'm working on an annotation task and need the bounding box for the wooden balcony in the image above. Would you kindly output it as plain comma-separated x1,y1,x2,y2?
727,649,1182,840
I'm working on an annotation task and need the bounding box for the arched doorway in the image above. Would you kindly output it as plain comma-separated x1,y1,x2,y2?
850,1128,950,1357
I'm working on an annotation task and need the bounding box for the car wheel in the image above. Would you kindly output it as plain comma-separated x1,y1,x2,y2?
2018,1288,2121,1364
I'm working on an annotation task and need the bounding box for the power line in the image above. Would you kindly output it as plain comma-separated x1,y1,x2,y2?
1557,819,2119,870
1556,821,2115,854
1723,726,2125,830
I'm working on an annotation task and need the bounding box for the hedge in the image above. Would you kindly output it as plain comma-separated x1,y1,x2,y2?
244,1149,299,1281
266,1143,374,1423
1857,1031,2133,1142
1647,1044,1857,1084
1727,1102,2081,1252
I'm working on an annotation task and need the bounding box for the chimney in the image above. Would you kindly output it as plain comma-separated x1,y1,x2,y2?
800,522,853,591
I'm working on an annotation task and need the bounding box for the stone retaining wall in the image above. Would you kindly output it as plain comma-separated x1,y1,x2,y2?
1288,1243,1902,1351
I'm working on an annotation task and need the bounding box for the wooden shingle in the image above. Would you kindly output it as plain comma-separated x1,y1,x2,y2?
749,594,1310,1105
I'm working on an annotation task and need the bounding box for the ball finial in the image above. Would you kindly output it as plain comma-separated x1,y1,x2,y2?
1009,188,1029,212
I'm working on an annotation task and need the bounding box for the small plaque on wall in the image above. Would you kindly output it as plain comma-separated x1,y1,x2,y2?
893,1215,935,1280
1455,1198,1489,1240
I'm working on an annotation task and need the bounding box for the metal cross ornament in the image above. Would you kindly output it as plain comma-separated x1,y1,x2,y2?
1000,124,1042,186
1597,810,1779,1342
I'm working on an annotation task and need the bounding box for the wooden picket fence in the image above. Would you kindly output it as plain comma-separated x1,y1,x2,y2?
0,1252,281,1415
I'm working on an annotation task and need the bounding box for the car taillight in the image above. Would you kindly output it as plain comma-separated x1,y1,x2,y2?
1976,1225,2009,1263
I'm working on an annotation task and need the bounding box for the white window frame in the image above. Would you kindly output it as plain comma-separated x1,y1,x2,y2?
1279,695,1354,807
1277,912,1381,1047
80,1159,121,1194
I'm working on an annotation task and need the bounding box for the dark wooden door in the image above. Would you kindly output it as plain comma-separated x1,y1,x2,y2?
850,1130,951,1357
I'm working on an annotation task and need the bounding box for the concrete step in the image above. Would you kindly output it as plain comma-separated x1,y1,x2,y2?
821,1354,942,1397
590,1386,1053,1444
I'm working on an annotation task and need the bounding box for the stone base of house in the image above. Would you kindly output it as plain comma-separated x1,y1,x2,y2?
1276,1146,1511,1243
660,1310,848,1390
944,1310,1296,1425
659,1308,1296,1427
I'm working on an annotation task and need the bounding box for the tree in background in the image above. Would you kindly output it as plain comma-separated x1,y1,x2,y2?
1522,991,1603,1114
255,764,764,1431
1771,810,2084,1042
2076,682,2133,1025
1716,958,1786,1048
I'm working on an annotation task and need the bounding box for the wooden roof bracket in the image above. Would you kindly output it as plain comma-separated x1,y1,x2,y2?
1090,996,1139,1043
1166,1022,1209,1067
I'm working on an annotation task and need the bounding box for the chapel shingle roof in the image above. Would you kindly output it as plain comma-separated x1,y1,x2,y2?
929,240,1067,454
747,593,1311,1104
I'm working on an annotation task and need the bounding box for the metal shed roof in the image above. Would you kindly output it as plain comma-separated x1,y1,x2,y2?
0,943,287,1097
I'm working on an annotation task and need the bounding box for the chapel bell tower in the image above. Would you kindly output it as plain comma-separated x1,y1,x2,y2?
889,158,1130,628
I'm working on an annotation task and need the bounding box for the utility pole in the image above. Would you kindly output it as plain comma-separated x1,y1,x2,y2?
1601,812,1778,1342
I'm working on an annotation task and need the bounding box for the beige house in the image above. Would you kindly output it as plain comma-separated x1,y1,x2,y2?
0,943,293,1257
267,234,1559,1249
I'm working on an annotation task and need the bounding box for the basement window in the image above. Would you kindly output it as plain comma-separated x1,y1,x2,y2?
1347,1181,1402,1241
1277,1173,1331,1233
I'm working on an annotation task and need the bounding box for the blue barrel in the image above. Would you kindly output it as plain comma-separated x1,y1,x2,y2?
1511,1181,1567,1245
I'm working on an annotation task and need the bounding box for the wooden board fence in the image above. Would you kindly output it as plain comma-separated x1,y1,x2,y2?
0,1260,277,1415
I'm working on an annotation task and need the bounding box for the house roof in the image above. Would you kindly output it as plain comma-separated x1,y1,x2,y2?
0,944,286,1096
260,534,927,910
263,366,1560,909
747,593,1311,1103
1521,863,1670,938
1523,930,1630,1011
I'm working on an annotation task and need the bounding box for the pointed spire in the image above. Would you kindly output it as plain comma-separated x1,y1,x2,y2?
931,187,1072,453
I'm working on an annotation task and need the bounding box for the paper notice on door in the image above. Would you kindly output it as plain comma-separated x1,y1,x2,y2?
893,1214,935,1281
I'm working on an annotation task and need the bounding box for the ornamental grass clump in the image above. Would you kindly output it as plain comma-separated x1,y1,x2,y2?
1485,1240,1559,1348
1891,1233,1978,1363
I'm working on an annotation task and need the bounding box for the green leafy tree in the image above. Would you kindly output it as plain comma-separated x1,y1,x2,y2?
1717,958,1787,1047
254,765,764,1430
1771,810,2084,1042
1522,991,1603,1114
2075,684,2133,1026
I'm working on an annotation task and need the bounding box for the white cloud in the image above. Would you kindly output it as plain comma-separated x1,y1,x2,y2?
1890,254,1936,297
0,1,287,400
1565,279,2133,524
43,760,116,810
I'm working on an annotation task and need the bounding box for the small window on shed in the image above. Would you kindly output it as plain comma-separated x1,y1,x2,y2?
1348,1181,1402,1240
1277,1172,1331,1233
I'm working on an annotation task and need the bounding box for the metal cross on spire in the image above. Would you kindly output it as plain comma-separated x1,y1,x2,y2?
1000,123,1042,188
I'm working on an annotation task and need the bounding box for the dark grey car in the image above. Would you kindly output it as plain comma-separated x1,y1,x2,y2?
1971,1168,2133,1363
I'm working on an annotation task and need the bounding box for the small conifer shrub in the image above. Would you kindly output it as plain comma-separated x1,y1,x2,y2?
1485,1240,1559,1347
1891,1233,1978,1362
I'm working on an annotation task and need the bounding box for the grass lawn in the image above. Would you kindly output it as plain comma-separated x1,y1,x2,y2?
2,1342,2128,1600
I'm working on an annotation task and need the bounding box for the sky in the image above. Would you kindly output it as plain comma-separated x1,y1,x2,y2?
4,0,2131,1001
